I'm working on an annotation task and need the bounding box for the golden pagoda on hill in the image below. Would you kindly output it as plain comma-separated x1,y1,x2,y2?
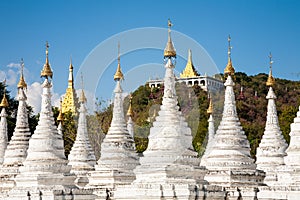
61,59,79,114
180,49,200,78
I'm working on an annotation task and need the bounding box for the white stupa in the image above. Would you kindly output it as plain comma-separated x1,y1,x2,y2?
68,84,96,187
256,56,288,184
87,44,140,199
0,62,32,193
115,20,211,200
203,36,265,199
200,98,215,166
8,43,94,199
269,85,300,198
0,83,9,164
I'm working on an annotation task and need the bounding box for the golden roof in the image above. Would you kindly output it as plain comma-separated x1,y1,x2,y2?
266,53,275,87
57,100,63,121
224,35,235,76
127,94,133,117
207,98,213,114
180,49,200,78
41,42,53,79
17,59,27,89
0,80,9,108
114,43,124,81
164,19,176,58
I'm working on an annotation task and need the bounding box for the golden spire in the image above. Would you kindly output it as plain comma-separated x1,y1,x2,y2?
0,79,9,108
68,57,74,88
41,41,53,79
180,49,200,78
57,99,63,121
207,97,213,114
17,58,27,89
266,52,275,87
164,19,176,58
224,35,235,76
79,73,87,103
127,93,133,117
114,42,124,81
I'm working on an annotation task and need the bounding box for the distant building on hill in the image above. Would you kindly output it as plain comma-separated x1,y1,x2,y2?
147,49,224,91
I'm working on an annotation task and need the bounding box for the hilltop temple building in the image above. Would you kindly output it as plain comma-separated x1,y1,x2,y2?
0,20,300,199
147,47,223,92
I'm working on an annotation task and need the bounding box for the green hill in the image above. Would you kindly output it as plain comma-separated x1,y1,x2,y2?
96,72,300,158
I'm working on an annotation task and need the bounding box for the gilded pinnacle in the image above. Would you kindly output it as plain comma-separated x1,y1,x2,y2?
207,98,213,114
0,80,9,108
114,43,124,81
224,35,235,76
164,19,176,58
57,99,63,121
17,58,27,89
41,41,53,79
127,94,133,117
266,52,275,87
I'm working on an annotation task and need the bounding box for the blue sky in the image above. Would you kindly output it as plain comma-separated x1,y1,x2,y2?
0,0,299,112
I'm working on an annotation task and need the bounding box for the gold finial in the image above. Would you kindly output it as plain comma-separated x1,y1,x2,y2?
0,79,9,108
266,52,275,86
127,93,133,117
224,35,235,76
69,56,73,70
57,99,63,121
114,42,124,81
41,41,53,79
79,73,87,103
164,19,176,58
17,58,27,89
207,97,213,114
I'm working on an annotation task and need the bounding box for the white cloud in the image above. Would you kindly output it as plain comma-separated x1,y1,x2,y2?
27,82,42,114
0,71,6,82
6,69,18,86
7,62,21,68
26,81,61,115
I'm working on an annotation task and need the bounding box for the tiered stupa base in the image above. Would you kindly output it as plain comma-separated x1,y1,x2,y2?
115,183,226,200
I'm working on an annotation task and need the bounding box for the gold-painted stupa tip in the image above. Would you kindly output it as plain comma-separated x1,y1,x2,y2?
18,59,27,89
69,58,73,70
224,58,235,76
127,94,133,116
57,110,63,121
17,75,27,89
164,19,176,58
207,98,213,114
57,100,63,121
0,94,9,108
266,53,275,86
79,90,87,103
114,63,124,81
224,35,235,76
41,42,53,79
